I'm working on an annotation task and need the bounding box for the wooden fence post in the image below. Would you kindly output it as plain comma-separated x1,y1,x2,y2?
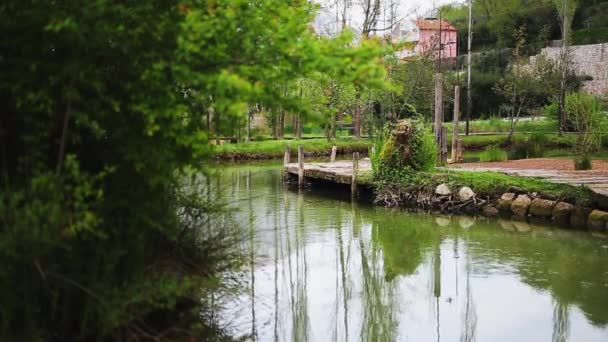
457,139,464,162
298,145,304,187
434,73,444,149
351,152,359,195
441,127,448,165
284,146,290,166
451,86,460,163
330,145,337,162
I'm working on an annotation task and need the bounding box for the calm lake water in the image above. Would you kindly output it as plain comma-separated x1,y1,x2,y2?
212,162,608,342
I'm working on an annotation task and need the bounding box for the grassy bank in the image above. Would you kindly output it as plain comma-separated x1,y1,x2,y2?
458,133,574,150
212,138,371,160
360,169,589,204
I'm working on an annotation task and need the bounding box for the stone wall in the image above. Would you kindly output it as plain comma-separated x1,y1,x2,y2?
529,43,608,96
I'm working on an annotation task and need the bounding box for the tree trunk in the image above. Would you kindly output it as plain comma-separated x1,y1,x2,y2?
56,97,72,174
297,114,303,139
331,111,337,140
277,109,285,139
354,91,361,139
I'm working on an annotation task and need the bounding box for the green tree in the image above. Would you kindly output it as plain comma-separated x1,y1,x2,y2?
0,0,386,339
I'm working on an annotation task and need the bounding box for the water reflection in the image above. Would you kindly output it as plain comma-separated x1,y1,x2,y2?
213,163,608,342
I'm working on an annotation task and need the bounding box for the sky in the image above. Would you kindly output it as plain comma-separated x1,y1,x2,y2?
314,0,465,36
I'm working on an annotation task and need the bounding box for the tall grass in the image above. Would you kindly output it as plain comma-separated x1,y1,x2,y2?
479,145,508,162
370,131,385,174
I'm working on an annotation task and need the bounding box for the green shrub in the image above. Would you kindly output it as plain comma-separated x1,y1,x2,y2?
370,130,386,174
375,119,436,182
572,27,608,45
566,92,604,155
528,132,547,158
575,155,593,170
544,102,559,120
479,145,508,162
410,121,437,171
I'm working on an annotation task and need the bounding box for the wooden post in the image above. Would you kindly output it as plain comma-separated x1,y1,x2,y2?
330,145,337,162
371,145,376,157
298,145,304,187
352,152,359,195
283,146,290,166
457,139,464,162
451,86,460,163
434,73,444,163
441,127,448,165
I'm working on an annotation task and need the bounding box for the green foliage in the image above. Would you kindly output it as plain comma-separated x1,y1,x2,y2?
212,138,371,159
575,154,593,170
374,120,436,183
0,0,388,339
370,131,386,174
479,145,508,162
545,102,560,119
572,27,608,44
565,92,604,156
441,0,561,51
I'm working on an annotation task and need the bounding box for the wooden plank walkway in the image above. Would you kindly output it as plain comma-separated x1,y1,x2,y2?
284,158,372,184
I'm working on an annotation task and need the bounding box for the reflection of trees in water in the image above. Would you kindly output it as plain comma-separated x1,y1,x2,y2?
334,202,350,341
222,166,608,340
248,170,259,341
461,251,477,342
291,190,310,341
357,213,397,342
463,228,608,327
552,300,569,342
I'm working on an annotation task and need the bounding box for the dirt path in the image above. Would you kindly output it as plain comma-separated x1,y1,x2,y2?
453,158,608,173
450,158,608,197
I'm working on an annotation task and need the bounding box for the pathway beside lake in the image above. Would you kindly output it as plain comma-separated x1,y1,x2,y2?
286,157,608,200
448,158,608,198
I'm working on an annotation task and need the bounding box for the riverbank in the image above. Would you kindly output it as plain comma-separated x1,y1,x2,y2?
210,133,585,162
285,158,608,234
211,138,371,160
359,169,602,230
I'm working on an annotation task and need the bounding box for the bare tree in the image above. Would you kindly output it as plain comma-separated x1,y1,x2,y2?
554,0,578,134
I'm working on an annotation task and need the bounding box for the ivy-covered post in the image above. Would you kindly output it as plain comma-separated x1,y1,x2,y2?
330,145,337,162
298,145,304,187
352,152,359,195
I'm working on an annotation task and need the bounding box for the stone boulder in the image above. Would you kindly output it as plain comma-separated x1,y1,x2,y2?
458,187,475,201
497,193,516,212
510,194,532,217
570,206,592,229
529,198,556,217
435,184,451,196
587,210,608,231
552,202,574,225
482,205,499,217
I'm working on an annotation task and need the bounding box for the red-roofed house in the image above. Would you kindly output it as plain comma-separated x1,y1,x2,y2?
413,18,458,60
